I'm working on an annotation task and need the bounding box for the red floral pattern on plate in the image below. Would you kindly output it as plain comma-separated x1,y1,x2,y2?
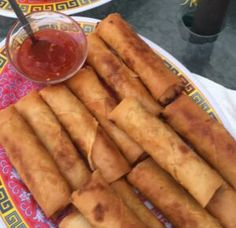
0,64,171,227
0,64,55,227
17,0,65,4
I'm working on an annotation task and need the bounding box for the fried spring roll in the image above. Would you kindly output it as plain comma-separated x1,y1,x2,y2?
66,67,144,163
87,33,161,114
15,91,91,190
127,158,222,228
0,106,70,217
72,171,146,228
40,85,130,183
207,183,236,228
111,179,163,228
96,13,183,105
109,98,223,207
59,212,92,228
162,94,236,190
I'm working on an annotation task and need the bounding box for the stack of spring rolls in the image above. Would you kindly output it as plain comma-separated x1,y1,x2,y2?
0,13,236,228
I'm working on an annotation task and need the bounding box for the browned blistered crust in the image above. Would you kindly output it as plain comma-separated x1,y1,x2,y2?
96,13,184,105
163,94,236,190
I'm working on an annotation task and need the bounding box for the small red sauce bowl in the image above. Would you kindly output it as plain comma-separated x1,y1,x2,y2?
6,11,87,84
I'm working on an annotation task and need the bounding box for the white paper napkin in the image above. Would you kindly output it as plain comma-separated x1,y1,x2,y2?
190,73,236,139
0,218,5,228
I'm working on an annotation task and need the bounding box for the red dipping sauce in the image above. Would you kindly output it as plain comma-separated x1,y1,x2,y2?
15,29,84,82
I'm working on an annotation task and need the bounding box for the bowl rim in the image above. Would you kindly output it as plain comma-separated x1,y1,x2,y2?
6,10,88,85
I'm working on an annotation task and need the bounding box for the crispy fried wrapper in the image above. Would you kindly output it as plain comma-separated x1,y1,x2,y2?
109,98,223,207
0,106,71,217
15,91,91,190
128,158,222,228
59,212,92,228
66,66,144,163
207,182,236,228
87,33,161,114
162,94,236,190
96,13,183,105
71,171,146,228
40,85,130,183
111,179,163,228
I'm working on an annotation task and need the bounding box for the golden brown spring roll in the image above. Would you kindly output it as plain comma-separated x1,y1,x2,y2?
207,183,236,228
40,85,130,183
15,91,91,190
66,66,144,163
127,158,222,228
71,171,146,228
110,98,223,207
87,33,161,114
111,179,163,228
0,106,70,217
162,94,236,190
59,212,92,228
96,13,183,105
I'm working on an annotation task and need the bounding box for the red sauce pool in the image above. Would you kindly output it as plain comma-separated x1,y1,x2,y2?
16,29,84,82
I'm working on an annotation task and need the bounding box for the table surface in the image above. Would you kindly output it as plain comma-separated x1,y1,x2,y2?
0,0,235,89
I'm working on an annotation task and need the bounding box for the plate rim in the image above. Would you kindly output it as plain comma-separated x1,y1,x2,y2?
0,15,234,228
0,0,113,18
0,15,230,131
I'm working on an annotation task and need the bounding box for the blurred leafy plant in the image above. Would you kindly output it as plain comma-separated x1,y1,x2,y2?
181,0,198,7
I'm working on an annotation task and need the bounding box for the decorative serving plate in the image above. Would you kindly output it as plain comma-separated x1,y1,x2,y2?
0,0,112,18
0,16,230,228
